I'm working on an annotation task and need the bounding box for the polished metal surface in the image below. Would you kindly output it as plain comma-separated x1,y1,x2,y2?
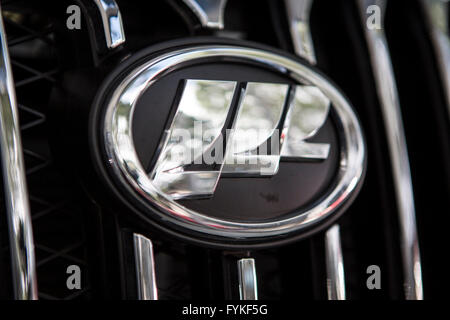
284,0,316,64
151,79,332,196
182,0,228,29
0,10,38,300
151,79,236,199
237,258,257,300
225,83,331,175
325,225,346,300
358,0,423,300
93,0,125,49
284,0,346,300
421,0,450,118
133,233,158,300
229,82,287,156
103,45,365,239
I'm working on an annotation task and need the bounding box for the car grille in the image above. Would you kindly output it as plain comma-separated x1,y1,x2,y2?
0,0,449,300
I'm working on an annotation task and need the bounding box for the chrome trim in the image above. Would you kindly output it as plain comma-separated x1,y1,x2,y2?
284,0,347,300
103,45,365,239
0,10,38,300
93,0,125,49
284,0,316,64
133,233,158,300
181,0,228,29
325,225,346,300
280,86,331,161
150,79,236,199
230,82,288,156
222,82,287,177
151,79,333,198
358,0,423,300
421,0,450,118
237,258,257,300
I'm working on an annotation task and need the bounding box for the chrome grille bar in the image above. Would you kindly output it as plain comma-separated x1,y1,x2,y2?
421,0,450,118
357,0,423,300
133,233,158,300
284,0,347,300
0,8,38,300
325,225,346,300
284,0,316,64
237,258,258,300
181,0,228,29
92,0,125,49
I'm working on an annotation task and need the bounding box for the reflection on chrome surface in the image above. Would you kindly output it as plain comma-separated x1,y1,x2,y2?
222,82,288,177
281,86,331,160
325,225,346,300
181,0,228,29
151,80,333,197
0,10,37,300
134,233,158,300
358,0,423,300
422,0,450,118
284,0,346,301
92,0,125,49
103,46,365,239
231,82,287,155
237,258,258,300
284,0,316,64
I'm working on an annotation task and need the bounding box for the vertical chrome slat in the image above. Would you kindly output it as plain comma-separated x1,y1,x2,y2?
237,258,258,300
325,225,346,300
324,225,346,300
92,0,125,49
284,0,347,300
357,0,423,300
0,9,38,300
421,0,450,118
181,0,228,29
284,0,316,64
133,233,158,300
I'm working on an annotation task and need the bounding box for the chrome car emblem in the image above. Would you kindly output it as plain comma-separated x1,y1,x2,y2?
98,44,366,242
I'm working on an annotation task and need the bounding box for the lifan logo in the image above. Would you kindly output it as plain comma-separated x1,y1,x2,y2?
100,45,365,238
150,79,331,199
